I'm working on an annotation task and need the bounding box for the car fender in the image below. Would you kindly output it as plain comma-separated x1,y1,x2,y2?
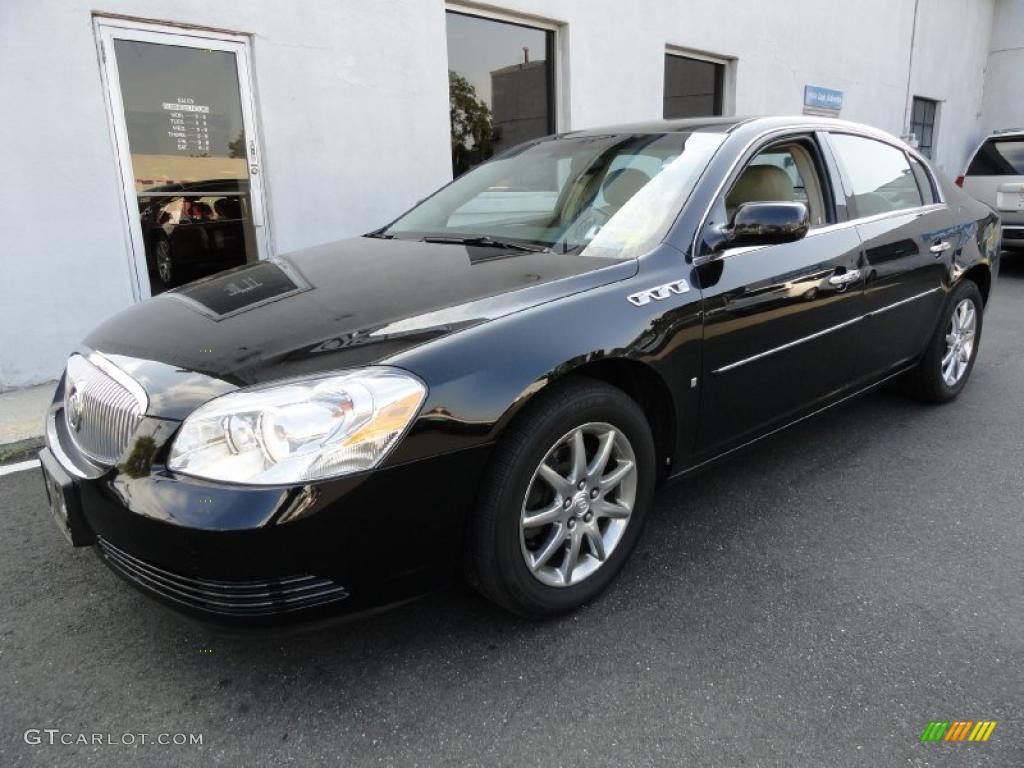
382,244,704,470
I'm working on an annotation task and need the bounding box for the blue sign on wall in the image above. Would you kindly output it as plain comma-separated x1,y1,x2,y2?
804,85,843,112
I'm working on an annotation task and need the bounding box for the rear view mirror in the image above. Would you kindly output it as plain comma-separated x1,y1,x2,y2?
719,201,810,250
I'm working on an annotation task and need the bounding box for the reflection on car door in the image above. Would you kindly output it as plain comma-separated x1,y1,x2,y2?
827,134,948,377
694,135,865,459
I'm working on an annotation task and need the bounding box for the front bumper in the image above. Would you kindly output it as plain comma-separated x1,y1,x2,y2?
42,393,492,626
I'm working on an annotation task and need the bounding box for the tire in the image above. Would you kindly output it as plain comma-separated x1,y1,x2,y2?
903,280,984,403
466,377,656,617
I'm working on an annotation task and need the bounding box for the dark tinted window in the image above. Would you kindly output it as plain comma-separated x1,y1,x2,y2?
663,54,724,118
966,138,1024,175
910,97,938,159
830,134,923,217
445,12,555,177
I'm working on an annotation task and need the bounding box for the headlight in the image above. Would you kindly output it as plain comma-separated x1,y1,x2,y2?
167,368,426,485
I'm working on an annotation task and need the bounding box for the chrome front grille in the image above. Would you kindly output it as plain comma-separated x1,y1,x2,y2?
64,354,147,465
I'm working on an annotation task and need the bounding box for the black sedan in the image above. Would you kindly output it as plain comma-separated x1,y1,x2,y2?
40,116,1001,624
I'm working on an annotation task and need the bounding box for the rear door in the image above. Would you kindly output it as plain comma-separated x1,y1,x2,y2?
826,133,950,378
693,133,865,458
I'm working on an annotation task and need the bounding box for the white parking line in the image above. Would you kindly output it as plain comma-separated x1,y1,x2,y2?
0,459,40,477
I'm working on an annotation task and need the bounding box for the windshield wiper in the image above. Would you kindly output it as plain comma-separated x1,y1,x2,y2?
421,235,550,253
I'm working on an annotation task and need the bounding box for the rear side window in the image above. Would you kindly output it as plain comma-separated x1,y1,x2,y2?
829,134,923,217
966,138,1024,176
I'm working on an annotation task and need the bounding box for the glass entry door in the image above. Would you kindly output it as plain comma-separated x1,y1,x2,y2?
96,20,269,296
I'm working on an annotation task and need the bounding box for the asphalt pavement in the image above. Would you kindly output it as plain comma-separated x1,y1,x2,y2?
2,258,1023,768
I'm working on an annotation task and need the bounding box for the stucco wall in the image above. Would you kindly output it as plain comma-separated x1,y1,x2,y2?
981,0,1024,138
0,0,1004,389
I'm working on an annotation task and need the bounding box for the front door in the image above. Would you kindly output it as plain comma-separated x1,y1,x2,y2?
96,19,269,297
694,134,865,459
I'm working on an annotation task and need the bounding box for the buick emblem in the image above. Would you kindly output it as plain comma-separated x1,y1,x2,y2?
67,385,84,432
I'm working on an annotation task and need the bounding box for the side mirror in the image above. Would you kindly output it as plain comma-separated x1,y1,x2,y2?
718,201,810,251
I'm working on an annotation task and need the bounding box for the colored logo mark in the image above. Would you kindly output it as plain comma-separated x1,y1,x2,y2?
920,720,997,742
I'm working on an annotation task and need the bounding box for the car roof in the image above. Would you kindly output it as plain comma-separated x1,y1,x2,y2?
986,128,1024,139
562,116,752,136
561,115,909,145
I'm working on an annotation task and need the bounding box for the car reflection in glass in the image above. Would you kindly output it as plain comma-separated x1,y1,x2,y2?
138,179,253,292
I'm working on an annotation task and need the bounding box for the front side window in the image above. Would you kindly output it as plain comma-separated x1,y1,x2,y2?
725,140,831,227
829,134,923,217
445,11,555,177
384,131,726,259
967,138,1024,176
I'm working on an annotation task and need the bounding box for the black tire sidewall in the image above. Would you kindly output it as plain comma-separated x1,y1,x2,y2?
483,380,656,616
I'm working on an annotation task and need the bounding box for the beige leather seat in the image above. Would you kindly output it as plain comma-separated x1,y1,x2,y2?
725,165,795,219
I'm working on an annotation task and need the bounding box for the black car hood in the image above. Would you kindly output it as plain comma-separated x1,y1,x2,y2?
85,237,635,418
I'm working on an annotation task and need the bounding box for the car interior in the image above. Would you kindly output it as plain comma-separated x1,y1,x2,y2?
725,142,828,227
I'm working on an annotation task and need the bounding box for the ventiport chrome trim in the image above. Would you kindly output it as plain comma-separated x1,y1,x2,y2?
713,316,863,374
627,278,690,306
713,287,942,374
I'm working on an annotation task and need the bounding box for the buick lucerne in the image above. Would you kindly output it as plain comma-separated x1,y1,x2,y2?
40,117,1001,624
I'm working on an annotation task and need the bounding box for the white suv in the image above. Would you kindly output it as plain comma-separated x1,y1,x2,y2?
959,129,1024,249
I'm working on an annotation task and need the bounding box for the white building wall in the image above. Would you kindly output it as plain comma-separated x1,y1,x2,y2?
0,0,1005,389
981,0,1024,136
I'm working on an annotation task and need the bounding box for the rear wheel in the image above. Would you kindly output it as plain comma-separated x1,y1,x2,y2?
466,378,655,617
904,280,984,402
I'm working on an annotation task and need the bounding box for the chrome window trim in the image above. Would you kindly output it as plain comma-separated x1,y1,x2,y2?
712,203,948,260
712,287,941,374
690,121,946,265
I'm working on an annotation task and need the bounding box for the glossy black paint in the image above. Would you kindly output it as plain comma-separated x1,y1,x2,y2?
717,201,810,250
45,117,1000,625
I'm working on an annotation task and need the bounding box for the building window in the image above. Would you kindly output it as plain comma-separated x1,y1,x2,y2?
445,11,555,177
663,53,724,119
910,97,938,159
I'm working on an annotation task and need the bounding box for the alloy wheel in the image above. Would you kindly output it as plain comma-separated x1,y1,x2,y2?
519,422,637,588
156,241,173,285
942,298,977,386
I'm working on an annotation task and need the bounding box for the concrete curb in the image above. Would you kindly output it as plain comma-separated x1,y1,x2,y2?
0,436,45,465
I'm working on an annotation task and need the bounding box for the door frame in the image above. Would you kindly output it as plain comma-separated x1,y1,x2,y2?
94,16,272,300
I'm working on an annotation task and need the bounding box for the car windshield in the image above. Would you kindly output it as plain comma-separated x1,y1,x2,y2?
382,131,726,258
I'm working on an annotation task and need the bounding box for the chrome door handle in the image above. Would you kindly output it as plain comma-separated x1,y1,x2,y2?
929,240,952,253
828,269,861,287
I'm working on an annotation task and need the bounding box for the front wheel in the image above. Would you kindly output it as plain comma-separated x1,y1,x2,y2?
904,280,984,402
466,378,655,617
